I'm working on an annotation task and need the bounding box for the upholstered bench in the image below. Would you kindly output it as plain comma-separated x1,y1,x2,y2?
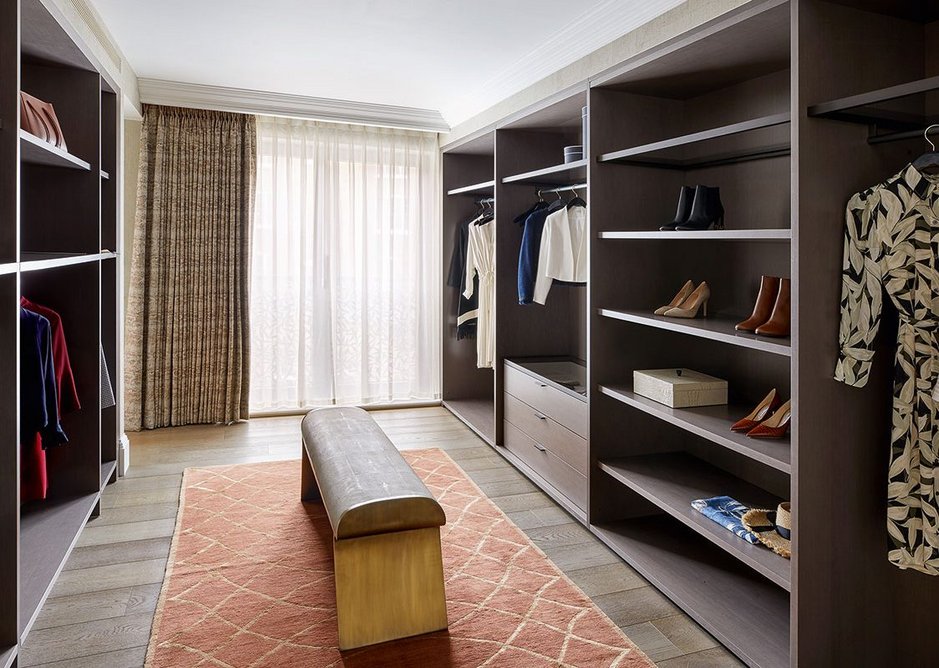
300,407,448,650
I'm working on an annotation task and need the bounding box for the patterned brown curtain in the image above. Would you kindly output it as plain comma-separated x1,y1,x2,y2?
125,105,256,430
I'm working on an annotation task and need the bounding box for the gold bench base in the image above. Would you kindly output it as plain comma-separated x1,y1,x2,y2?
334,526,448,650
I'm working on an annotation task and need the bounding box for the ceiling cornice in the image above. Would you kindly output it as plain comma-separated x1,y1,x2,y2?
138,78,449,132
443,0,684,124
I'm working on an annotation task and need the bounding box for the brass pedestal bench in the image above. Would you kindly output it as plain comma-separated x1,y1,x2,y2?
300,407,448,650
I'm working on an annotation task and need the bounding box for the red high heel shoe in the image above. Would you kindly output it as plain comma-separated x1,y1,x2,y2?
731,389,781,433
747,400,791,439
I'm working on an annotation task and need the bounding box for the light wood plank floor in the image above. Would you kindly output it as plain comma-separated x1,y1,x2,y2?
19,407,745,667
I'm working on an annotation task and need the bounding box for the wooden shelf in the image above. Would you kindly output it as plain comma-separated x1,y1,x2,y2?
100,169,109,180
0,645,16,668
599,113,791,170
0,262,16,276
443,398,495,446
20,251,112,272
447,180,494,196
598,384,791,473
598,308,791,357
19,130,91,171
599,453,790,589
101,460,117,491
599,229,791,241
502,159,587,186
19,493,100,636
593,518,789,668
807,74,939,133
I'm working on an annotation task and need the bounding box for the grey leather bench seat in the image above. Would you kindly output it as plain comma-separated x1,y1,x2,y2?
300,407,448,650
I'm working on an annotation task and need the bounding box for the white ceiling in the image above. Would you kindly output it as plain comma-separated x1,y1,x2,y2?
90,0,684,127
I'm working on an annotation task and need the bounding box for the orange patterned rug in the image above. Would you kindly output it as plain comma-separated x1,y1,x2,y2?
146,449,655,667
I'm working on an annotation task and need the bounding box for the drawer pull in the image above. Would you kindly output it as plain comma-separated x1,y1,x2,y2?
536,382,547,387
534,412,548,420
532,442,547,452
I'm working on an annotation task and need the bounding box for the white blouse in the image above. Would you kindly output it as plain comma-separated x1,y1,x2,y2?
533,204,587,305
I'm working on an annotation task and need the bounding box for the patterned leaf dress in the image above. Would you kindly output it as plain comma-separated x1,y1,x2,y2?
836,164,939,575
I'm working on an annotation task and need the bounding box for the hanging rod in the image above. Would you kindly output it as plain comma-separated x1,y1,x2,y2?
538,182,588,194
476,197,495,204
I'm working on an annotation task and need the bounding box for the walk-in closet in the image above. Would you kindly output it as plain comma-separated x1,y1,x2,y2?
0,1,122,665
442,1,939,665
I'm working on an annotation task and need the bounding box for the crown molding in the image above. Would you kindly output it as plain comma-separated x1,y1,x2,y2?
138,79,449,132
442,0,684,125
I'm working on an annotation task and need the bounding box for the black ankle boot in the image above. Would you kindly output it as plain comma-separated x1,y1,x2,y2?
660,185,695,231
677,185,724,230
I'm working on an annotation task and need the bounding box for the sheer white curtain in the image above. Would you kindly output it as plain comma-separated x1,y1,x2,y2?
250,116,441,411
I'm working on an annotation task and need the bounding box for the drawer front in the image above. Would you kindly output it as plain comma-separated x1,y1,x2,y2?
503,421,587,511
504,393,588,475
504,364,587,437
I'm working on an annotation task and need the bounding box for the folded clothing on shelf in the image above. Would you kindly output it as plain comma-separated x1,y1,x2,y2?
691,495,760,544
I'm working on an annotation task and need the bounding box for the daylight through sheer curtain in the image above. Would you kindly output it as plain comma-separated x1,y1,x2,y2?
250,116,441,411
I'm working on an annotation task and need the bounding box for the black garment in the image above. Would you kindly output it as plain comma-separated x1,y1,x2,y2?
448,215,485,340
20,308,68,448
518,199,563,304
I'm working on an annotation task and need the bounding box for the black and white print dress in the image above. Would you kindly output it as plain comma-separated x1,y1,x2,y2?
836,164,939,575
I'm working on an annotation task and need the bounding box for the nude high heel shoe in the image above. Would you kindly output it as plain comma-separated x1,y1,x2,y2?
654,280,695,316
747,399,792,439
664,281,710,318
731,389,781,432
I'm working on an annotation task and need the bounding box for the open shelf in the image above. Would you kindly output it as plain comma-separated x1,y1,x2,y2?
0,263,16,276
598,308,791,357
599,113,791,170
20,251,112,272
599,229,790,241
101,460,117,491
447,180,494,196
0,646,15,668
19,130,91,171
19,493,100,636
593,518,789,668
599,384,790,473
443,397,495,446
502,159,587,186
807,74,939,136
599,453,790,589
100,169,109,180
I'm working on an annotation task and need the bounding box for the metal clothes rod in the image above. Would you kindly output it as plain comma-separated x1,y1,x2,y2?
538,183,588,194
476,197,495,204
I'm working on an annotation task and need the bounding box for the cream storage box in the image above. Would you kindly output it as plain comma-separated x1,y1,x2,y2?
633,368,728,408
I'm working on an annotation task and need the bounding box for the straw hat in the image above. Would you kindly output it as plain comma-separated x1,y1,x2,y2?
742,502,791,559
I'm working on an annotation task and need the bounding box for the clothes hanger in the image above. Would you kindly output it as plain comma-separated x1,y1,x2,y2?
912,124,939,175
567,186,587,209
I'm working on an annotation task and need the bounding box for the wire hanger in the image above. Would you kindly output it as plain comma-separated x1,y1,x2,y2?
912,124,939,174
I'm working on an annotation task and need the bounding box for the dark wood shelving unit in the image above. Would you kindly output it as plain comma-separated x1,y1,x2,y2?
440,1,939,665
598,384,791,473
598,308,792,357
19,251,114,272
446,180,494,196
501,159,587,186
599,229,791,241
1,0,124,661
18,493,100,636
599,454,790,589
593,518,790,668
599,113,791,169
19,130,91,170
442,398,495,446
807,73,939,134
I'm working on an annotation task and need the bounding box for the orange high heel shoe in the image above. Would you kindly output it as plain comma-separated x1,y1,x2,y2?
747,400,791,439
731,389,781,433
654,280,695,316
663,281,710,319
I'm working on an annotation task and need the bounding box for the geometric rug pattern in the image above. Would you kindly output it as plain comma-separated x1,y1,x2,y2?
145,448,655,667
